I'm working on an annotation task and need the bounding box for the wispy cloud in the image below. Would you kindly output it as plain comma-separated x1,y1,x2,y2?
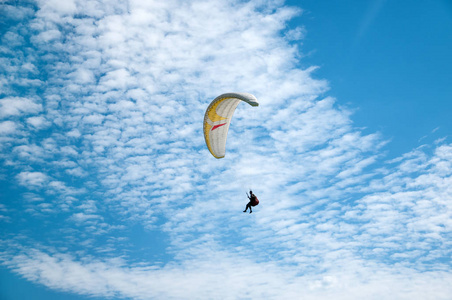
4,246,452,300
354,0,388,43
1,0,451,299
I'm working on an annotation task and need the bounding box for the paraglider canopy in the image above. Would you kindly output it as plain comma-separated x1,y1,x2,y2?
203,93,259,158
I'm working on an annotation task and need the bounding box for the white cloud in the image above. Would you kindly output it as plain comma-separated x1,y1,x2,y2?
34,29,62,43
70,212,102,223
69,68,96,84
16,171,49,188
1,31,26,47
26,116,51,130
36,0,77,15
0,97,42,118
0,120,18,135
4,247,452,300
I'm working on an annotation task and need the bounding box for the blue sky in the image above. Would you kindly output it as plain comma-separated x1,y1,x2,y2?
1,0,451,299
292,0,452,156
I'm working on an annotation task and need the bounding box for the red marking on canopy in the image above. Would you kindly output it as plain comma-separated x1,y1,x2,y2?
212,123,227,131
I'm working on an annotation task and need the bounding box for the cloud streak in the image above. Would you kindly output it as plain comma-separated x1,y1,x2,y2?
4,247,452,300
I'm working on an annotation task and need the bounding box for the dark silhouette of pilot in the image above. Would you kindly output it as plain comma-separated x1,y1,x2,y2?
243,190,259,213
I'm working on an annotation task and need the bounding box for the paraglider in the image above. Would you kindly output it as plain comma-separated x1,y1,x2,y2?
203,92,259,159
243,190,259,213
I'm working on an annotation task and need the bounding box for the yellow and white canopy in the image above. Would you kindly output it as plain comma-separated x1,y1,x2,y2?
203,92,259,159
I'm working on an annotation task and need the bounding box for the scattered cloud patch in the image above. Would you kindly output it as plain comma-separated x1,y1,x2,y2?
16,171,49,188
0,97,42,118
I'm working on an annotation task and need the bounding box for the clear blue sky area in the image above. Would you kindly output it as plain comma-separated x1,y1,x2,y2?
290,0,452,155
